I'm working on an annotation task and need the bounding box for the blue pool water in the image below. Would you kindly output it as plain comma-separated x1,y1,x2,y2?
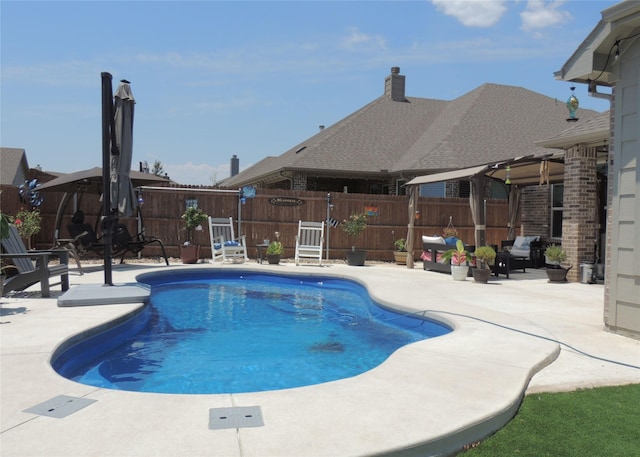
53,270,450,394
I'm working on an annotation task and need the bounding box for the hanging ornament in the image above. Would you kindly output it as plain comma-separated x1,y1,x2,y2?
566,86,579,122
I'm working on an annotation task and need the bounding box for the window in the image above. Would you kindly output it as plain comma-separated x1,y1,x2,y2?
396,179,407,196
551,184,563,238
458,180,470,198
419,182,445,197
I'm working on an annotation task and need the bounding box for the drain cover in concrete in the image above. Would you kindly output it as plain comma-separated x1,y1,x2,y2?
209,406,264,430
24,395,97,418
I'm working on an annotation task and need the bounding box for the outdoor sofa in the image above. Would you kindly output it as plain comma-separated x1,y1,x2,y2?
421,235,475,274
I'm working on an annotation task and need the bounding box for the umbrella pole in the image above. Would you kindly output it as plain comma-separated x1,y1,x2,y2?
101,72,114,286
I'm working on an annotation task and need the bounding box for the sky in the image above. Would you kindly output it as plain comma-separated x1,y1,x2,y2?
1,0,616,186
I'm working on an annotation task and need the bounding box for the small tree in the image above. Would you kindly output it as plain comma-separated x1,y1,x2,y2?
152,160,165,177
342,213,367,250
11,208,42,249
181,207,208,244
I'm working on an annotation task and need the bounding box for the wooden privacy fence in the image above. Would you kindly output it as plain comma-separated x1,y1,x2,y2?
1,184,515,262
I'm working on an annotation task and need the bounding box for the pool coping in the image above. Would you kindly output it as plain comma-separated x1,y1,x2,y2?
1,262,638,456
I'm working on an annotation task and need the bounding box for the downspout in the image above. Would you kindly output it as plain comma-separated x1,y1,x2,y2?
587,80,612,101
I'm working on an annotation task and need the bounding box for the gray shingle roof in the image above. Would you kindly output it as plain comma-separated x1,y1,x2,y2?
0,148,29,186
223,79,601,188
536,110,610,148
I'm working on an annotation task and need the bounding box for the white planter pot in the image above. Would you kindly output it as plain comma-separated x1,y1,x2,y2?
451,265,468,281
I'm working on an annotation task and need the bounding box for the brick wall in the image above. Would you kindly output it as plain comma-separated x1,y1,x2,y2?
521,185,550,239
563,145,598,282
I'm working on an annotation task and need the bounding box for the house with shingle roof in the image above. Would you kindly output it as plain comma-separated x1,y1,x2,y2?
222,67,599,196
0,148,30,187
551,0,639,338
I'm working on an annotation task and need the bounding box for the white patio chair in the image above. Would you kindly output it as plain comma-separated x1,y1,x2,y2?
208,217,247,263
294,220,324,266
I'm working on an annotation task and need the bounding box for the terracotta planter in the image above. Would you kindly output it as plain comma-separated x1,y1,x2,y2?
347,250,367,266
451,265,469,281
180,244,200,264
472,267,492,283
393,251,408,265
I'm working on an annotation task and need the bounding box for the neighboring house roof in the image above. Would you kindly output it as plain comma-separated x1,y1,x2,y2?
222,69,601,188
0,148,29,186
225,94,448,186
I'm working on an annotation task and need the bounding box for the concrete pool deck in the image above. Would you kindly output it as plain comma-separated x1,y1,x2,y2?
1,261,638,456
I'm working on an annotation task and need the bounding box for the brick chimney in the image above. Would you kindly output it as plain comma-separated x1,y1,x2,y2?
384,66,406,102
230,155,239,177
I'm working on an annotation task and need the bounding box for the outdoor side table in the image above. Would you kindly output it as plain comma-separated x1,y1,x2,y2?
256,243,269,264
493,252,527,279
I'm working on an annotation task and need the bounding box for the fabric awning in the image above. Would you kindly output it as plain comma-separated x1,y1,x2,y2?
405,165,489,186
405,155,564,188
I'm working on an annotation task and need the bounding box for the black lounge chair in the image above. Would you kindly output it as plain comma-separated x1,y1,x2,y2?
112,222,169,265
1,225,69,297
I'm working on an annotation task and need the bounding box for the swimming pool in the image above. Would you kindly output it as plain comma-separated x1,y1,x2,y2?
53,270,450,394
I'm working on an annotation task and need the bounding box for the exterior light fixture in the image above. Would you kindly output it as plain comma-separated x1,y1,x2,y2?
566,86,579,122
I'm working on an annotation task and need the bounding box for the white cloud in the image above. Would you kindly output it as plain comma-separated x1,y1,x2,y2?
521,0,572,32
340,27,387,51
431,0,508,27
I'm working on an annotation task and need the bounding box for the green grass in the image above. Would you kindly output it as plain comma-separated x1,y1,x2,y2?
462,384,640,456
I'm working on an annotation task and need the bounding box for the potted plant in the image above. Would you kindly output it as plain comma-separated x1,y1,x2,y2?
442,218,459,245
180,206,208,264
472,245,496,283
342,212,368,266
10,208,42,250
442,239,471,280
545,244,571,282
266,240,284,264
393,238,408,265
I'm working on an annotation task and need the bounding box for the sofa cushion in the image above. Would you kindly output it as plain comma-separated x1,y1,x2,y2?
421,251,446,263
213,241,240,250
513,235,539,250
510,248,530,258
422,235,445,244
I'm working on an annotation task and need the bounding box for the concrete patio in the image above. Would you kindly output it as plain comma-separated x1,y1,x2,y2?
1,260,638,456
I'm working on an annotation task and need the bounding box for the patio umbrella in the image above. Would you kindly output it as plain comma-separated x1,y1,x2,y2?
111,80,137,217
